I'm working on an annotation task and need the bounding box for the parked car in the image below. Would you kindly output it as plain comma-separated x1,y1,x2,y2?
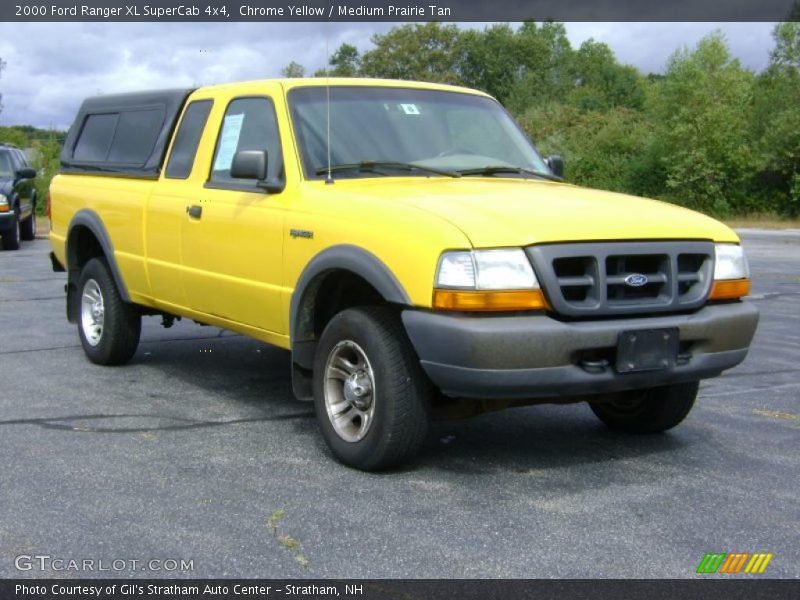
48,79,759,470
0,144,38,250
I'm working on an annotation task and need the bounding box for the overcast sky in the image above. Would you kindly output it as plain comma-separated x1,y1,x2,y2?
0,22,778,130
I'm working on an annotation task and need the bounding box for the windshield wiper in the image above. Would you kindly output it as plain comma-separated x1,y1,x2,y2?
315,161,460,178
456,165,562,182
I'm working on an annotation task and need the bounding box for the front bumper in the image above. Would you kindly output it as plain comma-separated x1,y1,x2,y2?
402,302,759,399
0,210,15,233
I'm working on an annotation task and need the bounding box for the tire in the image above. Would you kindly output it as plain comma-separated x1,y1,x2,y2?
20,208,36,241
589,381,699,434
312,306,432,471
77,257,141,365
1,207,20,250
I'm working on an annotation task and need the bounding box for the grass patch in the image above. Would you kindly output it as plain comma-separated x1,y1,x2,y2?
266,509,309,570
724,214,800,229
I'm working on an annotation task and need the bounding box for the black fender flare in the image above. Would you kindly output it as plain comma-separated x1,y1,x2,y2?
290,244,410,370
65,209,131,321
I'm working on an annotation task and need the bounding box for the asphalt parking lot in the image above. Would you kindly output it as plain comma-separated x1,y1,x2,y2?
0,230,797,579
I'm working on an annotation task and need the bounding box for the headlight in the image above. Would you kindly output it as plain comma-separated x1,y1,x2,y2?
714,244,749,280
434,249,547,311
710,243,750,300
0,194,8,213
436,249,539,290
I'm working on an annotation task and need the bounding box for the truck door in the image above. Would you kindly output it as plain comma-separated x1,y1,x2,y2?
146,99,214,310
179,94,287,335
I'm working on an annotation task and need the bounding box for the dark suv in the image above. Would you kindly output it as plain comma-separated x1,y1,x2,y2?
0,144,38,250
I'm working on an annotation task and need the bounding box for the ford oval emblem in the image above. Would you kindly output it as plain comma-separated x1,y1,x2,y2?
625,273,648,287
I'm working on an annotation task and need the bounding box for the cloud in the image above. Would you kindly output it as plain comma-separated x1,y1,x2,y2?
565,22,775,74
0,21,778,129
0,22,392,128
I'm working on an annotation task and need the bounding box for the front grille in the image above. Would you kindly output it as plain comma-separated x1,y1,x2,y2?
526,241,714,318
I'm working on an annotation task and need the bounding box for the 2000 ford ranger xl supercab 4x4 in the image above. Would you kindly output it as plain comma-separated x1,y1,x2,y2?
49,79,759,470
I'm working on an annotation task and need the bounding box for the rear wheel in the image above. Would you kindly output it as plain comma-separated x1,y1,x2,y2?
20,209,36,241
1,208,20,250
589,381,699,433
78,257,141,365
313,306,431,471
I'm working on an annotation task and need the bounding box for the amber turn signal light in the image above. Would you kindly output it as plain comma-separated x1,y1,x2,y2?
709,279,750,301
433,289,549,312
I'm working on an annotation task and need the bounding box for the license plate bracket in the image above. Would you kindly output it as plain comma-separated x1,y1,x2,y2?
616,328,679,373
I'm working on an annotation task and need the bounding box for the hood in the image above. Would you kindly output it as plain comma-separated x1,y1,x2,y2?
328,177,738,247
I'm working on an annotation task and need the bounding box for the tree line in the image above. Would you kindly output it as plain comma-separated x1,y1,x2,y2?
286,22,800,217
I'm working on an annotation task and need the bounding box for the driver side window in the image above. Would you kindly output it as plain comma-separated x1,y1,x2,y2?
209,97,283,188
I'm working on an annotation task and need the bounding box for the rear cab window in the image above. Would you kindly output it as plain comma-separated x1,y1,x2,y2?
166,100,213,179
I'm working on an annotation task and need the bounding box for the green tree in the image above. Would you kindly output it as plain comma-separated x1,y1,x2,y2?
326,43,361,76
519,103,653,194
771,21,800,69
505,22,576,112
568,40,645,111
32,135,62,214
750,22,800,215
647,33,756,215
457,24,519,102
0,126,28,147
281,61,305,78
359,23,464,84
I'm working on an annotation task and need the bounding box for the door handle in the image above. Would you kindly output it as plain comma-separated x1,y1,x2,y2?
186,205,202,219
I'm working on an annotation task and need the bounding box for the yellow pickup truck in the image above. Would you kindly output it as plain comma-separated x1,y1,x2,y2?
49,78,758,470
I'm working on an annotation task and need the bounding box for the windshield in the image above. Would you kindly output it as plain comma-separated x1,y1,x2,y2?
287,86,550,179
0,153,14,179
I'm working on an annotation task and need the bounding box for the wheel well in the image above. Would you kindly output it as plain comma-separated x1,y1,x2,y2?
311,270,386,338
65,225,106,324
295,269,390,352
291,269,390,400
67,225,105,272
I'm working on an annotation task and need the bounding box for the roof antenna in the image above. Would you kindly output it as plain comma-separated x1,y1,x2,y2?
325,34,334,185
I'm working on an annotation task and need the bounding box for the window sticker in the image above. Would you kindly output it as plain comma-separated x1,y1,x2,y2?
213,113,245,171
400,103,420,115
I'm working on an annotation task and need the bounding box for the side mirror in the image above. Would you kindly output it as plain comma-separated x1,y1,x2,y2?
230,150,284,193
16,167,37,180
231,150,268,181
544,155,564,179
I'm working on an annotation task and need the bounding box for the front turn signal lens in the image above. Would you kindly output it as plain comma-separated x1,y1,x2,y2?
709,278,750,301
433,289,549,312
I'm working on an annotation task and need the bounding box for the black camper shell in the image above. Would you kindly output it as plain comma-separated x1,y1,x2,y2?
60,88,194,178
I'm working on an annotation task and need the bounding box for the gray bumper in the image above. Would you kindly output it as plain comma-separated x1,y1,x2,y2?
402,302,759,399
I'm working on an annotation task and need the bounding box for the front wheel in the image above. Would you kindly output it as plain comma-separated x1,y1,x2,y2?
313,306,432,471
78,257,141,365
589,381,699,433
